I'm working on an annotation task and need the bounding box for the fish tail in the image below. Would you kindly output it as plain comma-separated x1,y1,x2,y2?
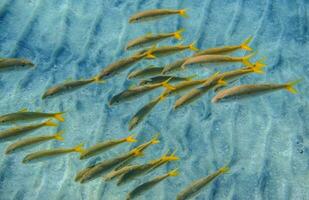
125,134,137,143
241,36,253,51
145,45,157,59
168,168,179,177
217,78,228,86
285,79,302,94
178,9,189,18
165,148,180,161
151,133,160,144
74,144,86,154
242,52,256,67
251,57,267,74
132,149,144,157
44,119,58,127
174,28,185,40
54,112,65,122
54,130,65,141
161,77,176,90
219,166,230,174
188,42,199,51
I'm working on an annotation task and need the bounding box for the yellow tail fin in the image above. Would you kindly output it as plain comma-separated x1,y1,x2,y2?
44,119,58,127
125,134,137,143
54,130,65,141
151,133,160,144
168,168,179,176
161,78,176,90
251,58,266,74
174,28,185,40
188,42,199,51
178,9,188,18
240,36,253,51
219,166,230,174
217,78,228,86
74,144,86,154
285,79,302,94
54,112,65,122
242,52,256,67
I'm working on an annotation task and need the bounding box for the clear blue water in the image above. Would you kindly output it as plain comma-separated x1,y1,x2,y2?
0,0,309,200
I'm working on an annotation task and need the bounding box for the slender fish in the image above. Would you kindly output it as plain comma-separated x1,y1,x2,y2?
143,43,198,59
5,131,64,154
22,144,85,163
194,36,253,56
0,119,57,141
139,75,194,86
42,78,97,99
129,9,188,23
174,61,266,109
79,135,137,160
181,53,256,69
126,29,184,50
212,79,301,103
103,164,140,181
0,109,64,123
76,135,159,183
127,66,164,79
176,166,229,200
126,169,179,200
0,58,34,70
117,150,179,185
109,78,175,105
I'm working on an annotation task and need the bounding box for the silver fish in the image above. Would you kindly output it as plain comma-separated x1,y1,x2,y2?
129,9,188,23
176,166,229,200
0,58,34,70
0,110,64,123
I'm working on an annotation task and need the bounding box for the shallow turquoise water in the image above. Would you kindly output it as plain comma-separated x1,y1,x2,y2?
0,0,309,200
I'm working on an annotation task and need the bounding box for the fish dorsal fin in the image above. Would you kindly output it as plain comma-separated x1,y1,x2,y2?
19,108,28,112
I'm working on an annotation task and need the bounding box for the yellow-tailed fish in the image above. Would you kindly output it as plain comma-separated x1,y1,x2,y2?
5,130,64,154
117,149,179,186
80,134,137,160
129,9,188,23
94,52,150,82
126,168,179,200
194,36,253,56
0,109,65,123
42,78,99,99
181,52,256,69
126,29,185,50
128,65,164,79
0,119,57,141
109,78,175,105
143,42,198,59
0,58,34,70
212,79,301,103
173,61,266,109
76,135,159,183
139,75,195,86
161,57,189,74
22,144,85,163
176,166,229,200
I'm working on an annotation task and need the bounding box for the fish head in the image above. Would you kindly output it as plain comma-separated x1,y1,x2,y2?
109,95,121,106
129,16,142,23
0,116,9,123
128,117,139,131
20,59,35,68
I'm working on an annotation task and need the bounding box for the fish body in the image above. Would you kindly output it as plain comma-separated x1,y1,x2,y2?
103,165,139,181
127,66,163,79
144,43,198,59
194,36,253,56
128,97,161,130
129,9,187,23
161,57,188,74
0,111,64,123
176,166,229,200
139,75,192,85
212,79,301,103
126,169,179,200
5,131,64,154
95,53,146,81
0,58,34,70
80,135,137,160
77,136,159,183
0,120,57,141
126,29,184,50
109,83,164,105
22,144,84,163
181,53,255,69
42,78,95,99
